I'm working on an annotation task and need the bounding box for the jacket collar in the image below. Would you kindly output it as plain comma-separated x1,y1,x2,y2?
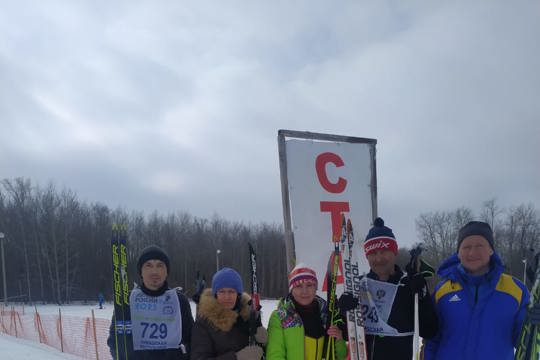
197,288,251,332
437,252,504,287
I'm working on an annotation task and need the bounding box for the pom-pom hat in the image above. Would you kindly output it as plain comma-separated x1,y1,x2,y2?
364,217,398,256
288,264,318,291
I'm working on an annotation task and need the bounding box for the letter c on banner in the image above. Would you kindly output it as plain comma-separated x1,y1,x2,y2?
315,152,347,193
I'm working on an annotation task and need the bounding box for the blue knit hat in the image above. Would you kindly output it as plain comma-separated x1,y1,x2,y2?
212,267,244,295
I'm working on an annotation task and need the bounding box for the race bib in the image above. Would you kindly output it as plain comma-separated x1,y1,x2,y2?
359,277,413,337
130,288,183,350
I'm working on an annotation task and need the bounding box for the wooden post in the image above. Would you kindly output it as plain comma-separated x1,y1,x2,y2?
12,306,17,338
58,308,64,352
91,309,99,360
35,305,41,343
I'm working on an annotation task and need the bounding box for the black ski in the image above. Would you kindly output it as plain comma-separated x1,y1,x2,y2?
515,252,540,360
111,224,130,360
248,243,261,345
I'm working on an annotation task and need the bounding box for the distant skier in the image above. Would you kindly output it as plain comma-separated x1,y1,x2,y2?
98,292,104,309
191,272,206,305
107,245,194,359
424,221,529,360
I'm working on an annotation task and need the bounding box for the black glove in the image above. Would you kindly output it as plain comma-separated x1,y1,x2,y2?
405,260,418,276
408,272,428,298
529,303,540,325
338,292,359,312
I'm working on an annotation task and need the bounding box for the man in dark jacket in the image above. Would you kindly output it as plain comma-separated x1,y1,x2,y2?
107,245,194,360
340,217,438,360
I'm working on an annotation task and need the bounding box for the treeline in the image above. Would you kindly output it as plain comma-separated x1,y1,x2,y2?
1,178,538,304
0,178,288,303
414,199,539,286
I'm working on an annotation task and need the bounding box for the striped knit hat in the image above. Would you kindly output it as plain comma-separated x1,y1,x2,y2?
364,217,398,256
288,264,318,291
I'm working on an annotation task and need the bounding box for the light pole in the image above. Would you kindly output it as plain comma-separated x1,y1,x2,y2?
0,232,6,305
216,249,221,272
522,259,527,284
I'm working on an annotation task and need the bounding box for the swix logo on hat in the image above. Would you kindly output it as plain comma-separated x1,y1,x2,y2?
364,217,398,256
364,237,398,256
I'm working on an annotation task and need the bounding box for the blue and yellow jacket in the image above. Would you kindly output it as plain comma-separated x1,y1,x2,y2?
424,253,529,360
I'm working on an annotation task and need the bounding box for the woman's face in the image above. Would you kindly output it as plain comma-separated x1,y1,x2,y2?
291,281,317,306
216,288,238,310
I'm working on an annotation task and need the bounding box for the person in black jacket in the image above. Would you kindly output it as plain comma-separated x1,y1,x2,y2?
339,218,438,360
107,245,194,360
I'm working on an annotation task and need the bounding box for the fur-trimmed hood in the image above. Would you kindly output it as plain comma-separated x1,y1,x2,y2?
197,288,252,332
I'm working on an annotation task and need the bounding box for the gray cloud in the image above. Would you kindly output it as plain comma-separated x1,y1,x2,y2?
1,0,539,246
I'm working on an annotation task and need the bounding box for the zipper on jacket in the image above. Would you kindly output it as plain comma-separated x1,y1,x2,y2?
474,285,479,304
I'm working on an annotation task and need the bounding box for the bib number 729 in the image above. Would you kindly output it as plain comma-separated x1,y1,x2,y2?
141,322,168,339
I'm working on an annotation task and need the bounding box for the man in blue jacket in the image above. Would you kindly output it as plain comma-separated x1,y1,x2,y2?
424,221,529,360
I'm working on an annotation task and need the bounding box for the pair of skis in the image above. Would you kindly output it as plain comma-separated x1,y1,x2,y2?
515,252,540,360
111,224,131,360
323,215,368,360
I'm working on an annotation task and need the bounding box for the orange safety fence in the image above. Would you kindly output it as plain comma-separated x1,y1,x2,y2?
0,305,112,359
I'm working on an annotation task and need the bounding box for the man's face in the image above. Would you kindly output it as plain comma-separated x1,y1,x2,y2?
216,288,238,310
366,249,396,279
291,281,317,306
141,259,167,290
458,235,493,275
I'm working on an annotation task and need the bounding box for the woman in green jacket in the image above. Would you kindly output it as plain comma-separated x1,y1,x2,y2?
267,264,347,360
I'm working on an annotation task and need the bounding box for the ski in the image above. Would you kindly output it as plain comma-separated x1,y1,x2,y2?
111,223,130,360
322,232,342,360
341,216,368,360
248,243,261,346
515,252,540,360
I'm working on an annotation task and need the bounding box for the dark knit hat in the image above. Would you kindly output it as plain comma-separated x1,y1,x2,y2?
212,267,244,295
137,245,170,275
364,217,398,256
457,221,494,250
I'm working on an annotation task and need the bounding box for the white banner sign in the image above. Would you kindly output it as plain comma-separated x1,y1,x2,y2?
278,130,376,295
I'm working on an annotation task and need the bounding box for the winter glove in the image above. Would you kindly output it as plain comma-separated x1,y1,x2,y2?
528,303,540,325
338,291,359,312
254,326,268,345
408,272,428,298
236,345,263,360
405,260,418,277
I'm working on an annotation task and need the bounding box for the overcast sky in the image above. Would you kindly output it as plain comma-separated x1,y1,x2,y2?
1,1,539,248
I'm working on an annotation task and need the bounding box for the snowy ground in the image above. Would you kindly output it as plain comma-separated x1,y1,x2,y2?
1,299,279,359
0,333,82,359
